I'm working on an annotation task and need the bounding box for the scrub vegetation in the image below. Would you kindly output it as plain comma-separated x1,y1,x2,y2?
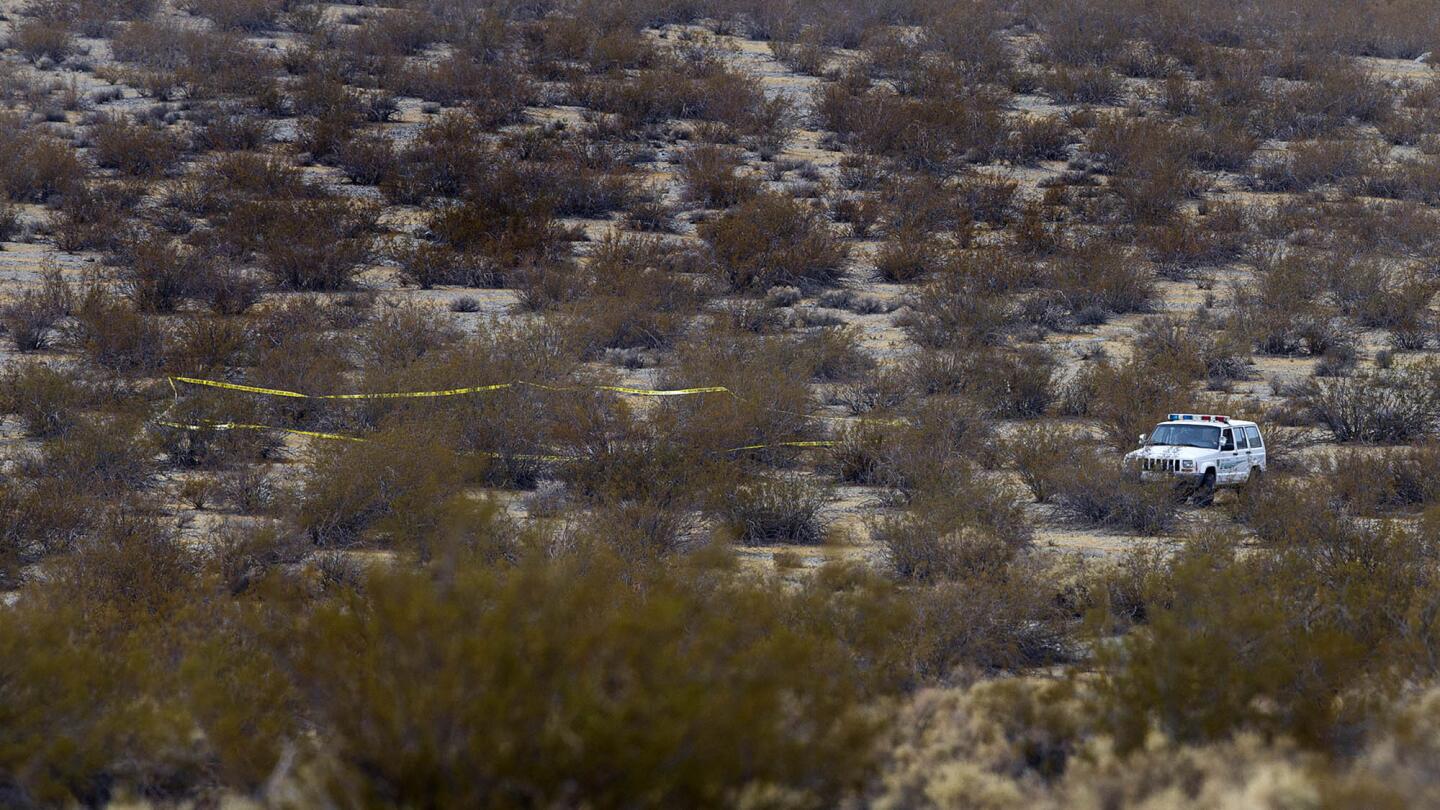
2,0,1440,805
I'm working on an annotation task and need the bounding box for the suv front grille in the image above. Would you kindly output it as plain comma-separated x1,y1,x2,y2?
1143,458,1180,473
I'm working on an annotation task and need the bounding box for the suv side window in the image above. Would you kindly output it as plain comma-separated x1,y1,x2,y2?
1221,428,1234,450
1245,426,1262,447
1234,431,1248,449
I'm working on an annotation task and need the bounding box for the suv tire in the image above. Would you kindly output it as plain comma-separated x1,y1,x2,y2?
1194,470,1216,506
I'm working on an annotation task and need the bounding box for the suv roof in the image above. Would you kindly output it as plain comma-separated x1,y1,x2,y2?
1159,413,1258,428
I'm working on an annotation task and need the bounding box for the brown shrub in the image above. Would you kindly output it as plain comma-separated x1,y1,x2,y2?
1051,455,1179,534
1042,65,1124,104
90,115,184,177
679,144,759,208
700,192,848,291
1005,422,1086,503
717,474,830,545
0,131,86,202
50,182,135,253
68,287,166,373
13,20,74,63
2,264,71,351
1294,366,1440,443
1324,445,1440,515
113,237,201,313
1053,241,1154,315
233,198,377,290
0,361,89,438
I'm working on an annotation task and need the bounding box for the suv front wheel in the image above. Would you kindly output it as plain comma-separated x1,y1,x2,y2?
1193,470,1217,506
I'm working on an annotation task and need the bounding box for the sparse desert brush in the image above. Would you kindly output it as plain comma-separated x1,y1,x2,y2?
717,473,830,545
183,0,286,31
1052,240,1153,315
1294,365,1440,443
295,428,469,549
1133,315,1253,387
0,361,89,438
1000,113,1072,165
1,263,71,351
1251,139,1381,193
700,191,848,291
89,114,184,177
1042,65,1124,104
1051,454,1179,534
68,286,167,373
228,197,378,290
1005,422,1087,503
12,20,74,64
899,270,1009,350
1064,355,1187,449
679,144,759,208
1322,445,1440,515
50,181,137,253
282,552,893,807
112,235,201,313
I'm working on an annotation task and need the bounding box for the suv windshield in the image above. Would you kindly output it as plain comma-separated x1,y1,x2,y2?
1148,423,1221,449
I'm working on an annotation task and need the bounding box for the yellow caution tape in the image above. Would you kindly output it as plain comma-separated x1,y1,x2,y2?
157,419,366,442
168,376,732,400
725,440,840,452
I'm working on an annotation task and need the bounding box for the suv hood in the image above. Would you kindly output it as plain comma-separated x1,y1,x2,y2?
1125,445,1214,463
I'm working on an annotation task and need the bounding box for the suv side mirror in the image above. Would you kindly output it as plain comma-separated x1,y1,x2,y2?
1138,433,1147,446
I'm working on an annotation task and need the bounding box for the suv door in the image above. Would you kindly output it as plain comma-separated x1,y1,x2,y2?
1218,428,1245,484
1244,426,1265,473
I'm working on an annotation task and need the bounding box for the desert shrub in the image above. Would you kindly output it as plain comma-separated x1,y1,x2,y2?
1295,366,1440,443
193,108,270,151
678,144,759,208
1053,241,1153,315
194,262,264,315
1097,520,1438,752
230,197,377,290
68,287,166,373
295,428,466,549
184,0,286,31
0,128,85,203
50,182,134,253
871,490,1029,584
1000,114,1072,165
899,270,1009,350
1142,213,1247,274
284,552,890,807
90,115,183,177
335,133,398,186
718,474,830,545
113,236,201,313
404,54,533,125
1,264,71,351
390,240,491,289
0,361,89,438
1323,445,1440,515
872,231,949,283
13,20,73,63
1251,140,1380,193
1042,65,1124,104
1063,356,1187,449
1005,422,1086,503
1231,249,1334,356
1051,455,1179,535
700,192,848,291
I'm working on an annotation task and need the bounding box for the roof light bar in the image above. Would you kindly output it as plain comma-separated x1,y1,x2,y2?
1167,413,1231,423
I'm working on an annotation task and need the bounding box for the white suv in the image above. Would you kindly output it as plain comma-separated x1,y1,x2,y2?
1123,413,1266,503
